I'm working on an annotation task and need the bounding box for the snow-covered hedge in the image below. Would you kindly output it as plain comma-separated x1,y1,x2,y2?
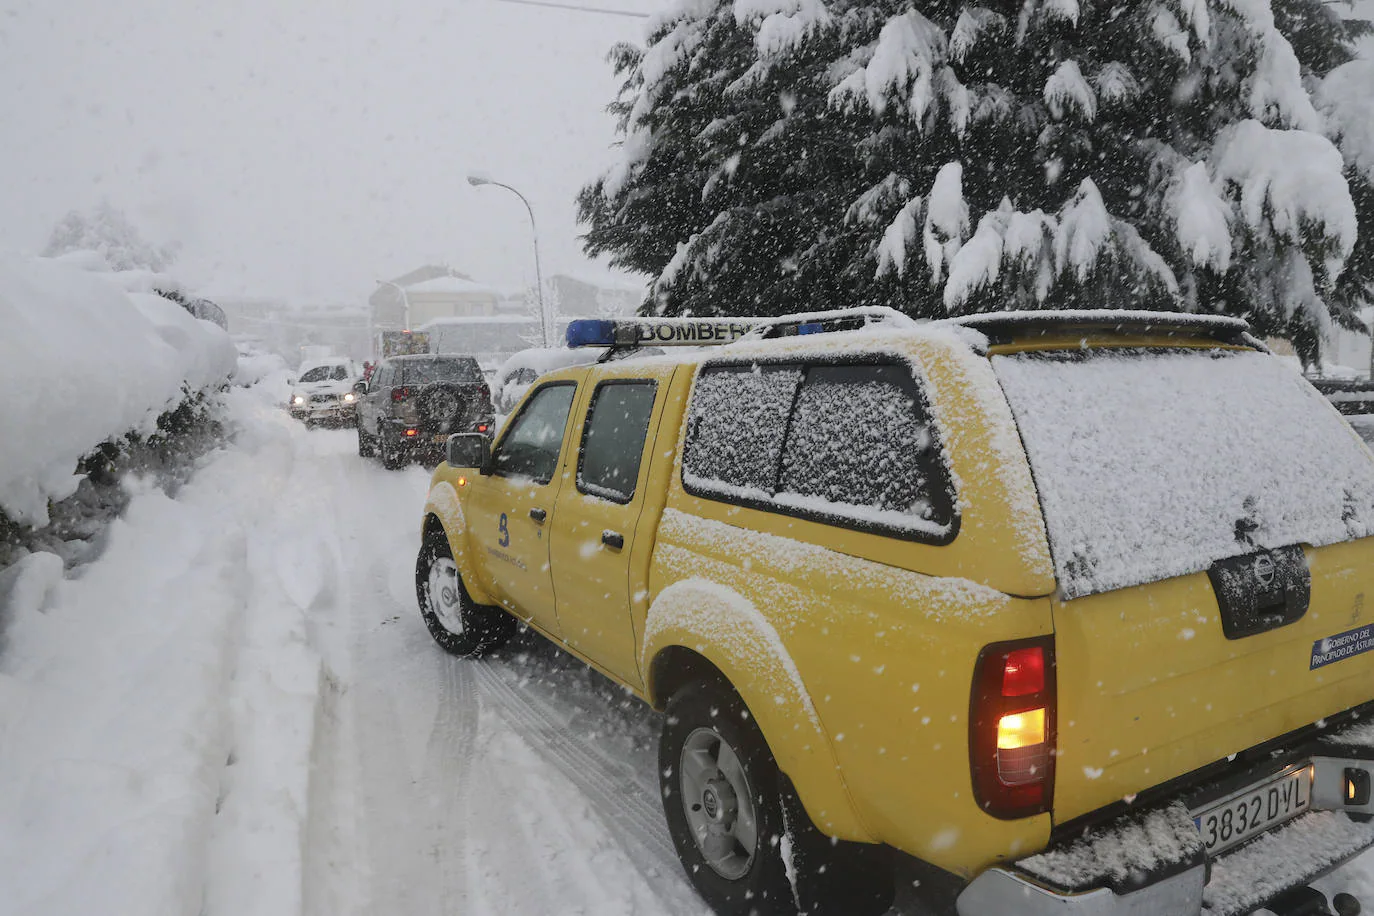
0,252,236,526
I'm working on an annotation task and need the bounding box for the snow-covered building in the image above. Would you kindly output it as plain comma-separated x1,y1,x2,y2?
549,271,646,318
369,266,516,331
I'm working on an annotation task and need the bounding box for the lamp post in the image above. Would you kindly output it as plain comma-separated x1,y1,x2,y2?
376,279,412,331
467,174,552,348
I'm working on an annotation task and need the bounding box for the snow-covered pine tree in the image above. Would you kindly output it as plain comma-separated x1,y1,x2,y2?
580,0,1372,353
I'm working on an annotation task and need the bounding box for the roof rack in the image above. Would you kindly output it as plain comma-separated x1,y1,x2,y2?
942,310,1257,347
742,306,917,341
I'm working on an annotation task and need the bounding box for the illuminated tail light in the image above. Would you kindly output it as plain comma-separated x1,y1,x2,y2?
476,423,489,434
391,386,411,402
969,636,1055,819
404,428,418,437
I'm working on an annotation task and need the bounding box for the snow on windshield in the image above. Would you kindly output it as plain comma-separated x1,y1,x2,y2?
299,365,348,383
993,348,1374,599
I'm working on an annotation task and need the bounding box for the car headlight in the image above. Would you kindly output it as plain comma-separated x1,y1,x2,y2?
343,392,355,402
293,395,305,405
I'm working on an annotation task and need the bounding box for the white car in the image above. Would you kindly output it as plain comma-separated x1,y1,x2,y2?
288,358,361,426
492,346,605,413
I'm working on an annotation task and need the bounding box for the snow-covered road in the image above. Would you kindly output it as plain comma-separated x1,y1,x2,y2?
293,425,707,916
6,385,1374,916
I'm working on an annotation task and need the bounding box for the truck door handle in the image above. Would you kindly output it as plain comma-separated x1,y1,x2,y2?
601,530,624,550
529,507,547,524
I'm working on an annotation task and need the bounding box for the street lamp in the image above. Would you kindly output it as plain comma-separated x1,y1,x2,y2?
467,174,552,348
376,279,412,331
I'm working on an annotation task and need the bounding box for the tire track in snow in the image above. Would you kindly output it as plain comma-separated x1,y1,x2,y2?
471,661,682,876
416,656,482,913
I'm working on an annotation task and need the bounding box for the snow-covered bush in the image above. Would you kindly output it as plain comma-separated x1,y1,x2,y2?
0,252,236,528
42,202,179,273
580,0,1373,349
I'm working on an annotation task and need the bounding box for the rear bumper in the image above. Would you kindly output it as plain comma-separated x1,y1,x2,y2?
957,751,1374,916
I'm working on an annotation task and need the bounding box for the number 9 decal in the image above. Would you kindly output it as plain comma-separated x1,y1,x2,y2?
498,512,510,547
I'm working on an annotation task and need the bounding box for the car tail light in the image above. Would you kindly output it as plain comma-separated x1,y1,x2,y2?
391,386,411,402
479,383,491,402
969,636,1055,819
404,428,418,437
476,423,489,434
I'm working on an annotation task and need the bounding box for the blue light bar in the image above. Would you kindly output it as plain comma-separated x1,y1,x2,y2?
566,319,617,348
565,318,760,348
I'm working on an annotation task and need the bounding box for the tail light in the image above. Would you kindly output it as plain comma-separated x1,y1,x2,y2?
969,636,1055,819
391,386,411,402
478,383,491,402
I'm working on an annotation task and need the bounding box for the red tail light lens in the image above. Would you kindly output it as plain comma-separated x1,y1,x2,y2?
479,383,491,402
391,386,410,402
969,637,1055,819
1001,647,1045,697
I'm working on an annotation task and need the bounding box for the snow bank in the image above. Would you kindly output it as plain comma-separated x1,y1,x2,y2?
0,253,236,526
0,386,324,916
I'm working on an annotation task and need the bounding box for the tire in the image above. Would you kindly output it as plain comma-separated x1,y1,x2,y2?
661,679,796,915
415,528,515,657
380,431,406,470
660,679,893,916
357,423,375,458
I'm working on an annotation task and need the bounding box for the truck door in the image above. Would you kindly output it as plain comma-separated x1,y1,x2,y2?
549,366,675,685
466,379,579,636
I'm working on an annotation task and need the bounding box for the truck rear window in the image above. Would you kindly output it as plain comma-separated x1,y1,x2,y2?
401,359,483,386
993,348,1374,598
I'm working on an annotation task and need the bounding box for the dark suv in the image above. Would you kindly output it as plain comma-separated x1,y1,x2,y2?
355,355,494,468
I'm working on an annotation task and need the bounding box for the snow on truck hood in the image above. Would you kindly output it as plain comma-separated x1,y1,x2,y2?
993,347,1374,599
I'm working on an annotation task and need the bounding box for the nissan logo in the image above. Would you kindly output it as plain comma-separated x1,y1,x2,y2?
1253,553,1277,587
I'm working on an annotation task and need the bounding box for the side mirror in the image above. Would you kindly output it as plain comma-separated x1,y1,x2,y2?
446,433,490,469
287,378,296,386
353,380,368,394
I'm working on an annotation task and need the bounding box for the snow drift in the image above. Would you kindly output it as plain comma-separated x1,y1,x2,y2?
0,252,236,526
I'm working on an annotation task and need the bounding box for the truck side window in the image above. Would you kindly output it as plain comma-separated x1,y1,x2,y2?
777,364,955,534
577,381,658,503
490,383,576,483
682,359,957,543
682,365,803,496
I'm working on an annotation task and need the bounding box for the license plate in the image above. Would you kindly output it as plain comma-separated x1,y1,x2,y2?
432,434,448,444
1191,765,1312,856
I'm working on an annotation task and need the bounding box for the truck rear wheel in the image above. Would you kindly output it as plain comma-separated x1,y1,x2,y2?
659,677,893,916
415,529,515,657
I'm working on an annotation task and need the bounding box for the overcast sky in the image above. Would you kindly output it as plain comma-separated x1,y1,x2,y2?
0,0,658,305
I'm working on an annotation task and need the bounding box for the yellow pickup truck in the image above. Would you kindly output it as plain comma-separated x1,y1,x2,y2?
417,309,1374,916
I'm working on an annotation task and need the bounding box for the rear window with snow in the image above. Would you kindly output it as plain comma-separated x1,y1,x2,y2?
993,348,1374,599
399,357,483,386
682,359,956,542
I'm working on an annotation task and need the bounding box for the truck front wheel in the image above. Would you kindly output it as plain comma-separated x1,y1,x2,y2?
415,529,515,657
